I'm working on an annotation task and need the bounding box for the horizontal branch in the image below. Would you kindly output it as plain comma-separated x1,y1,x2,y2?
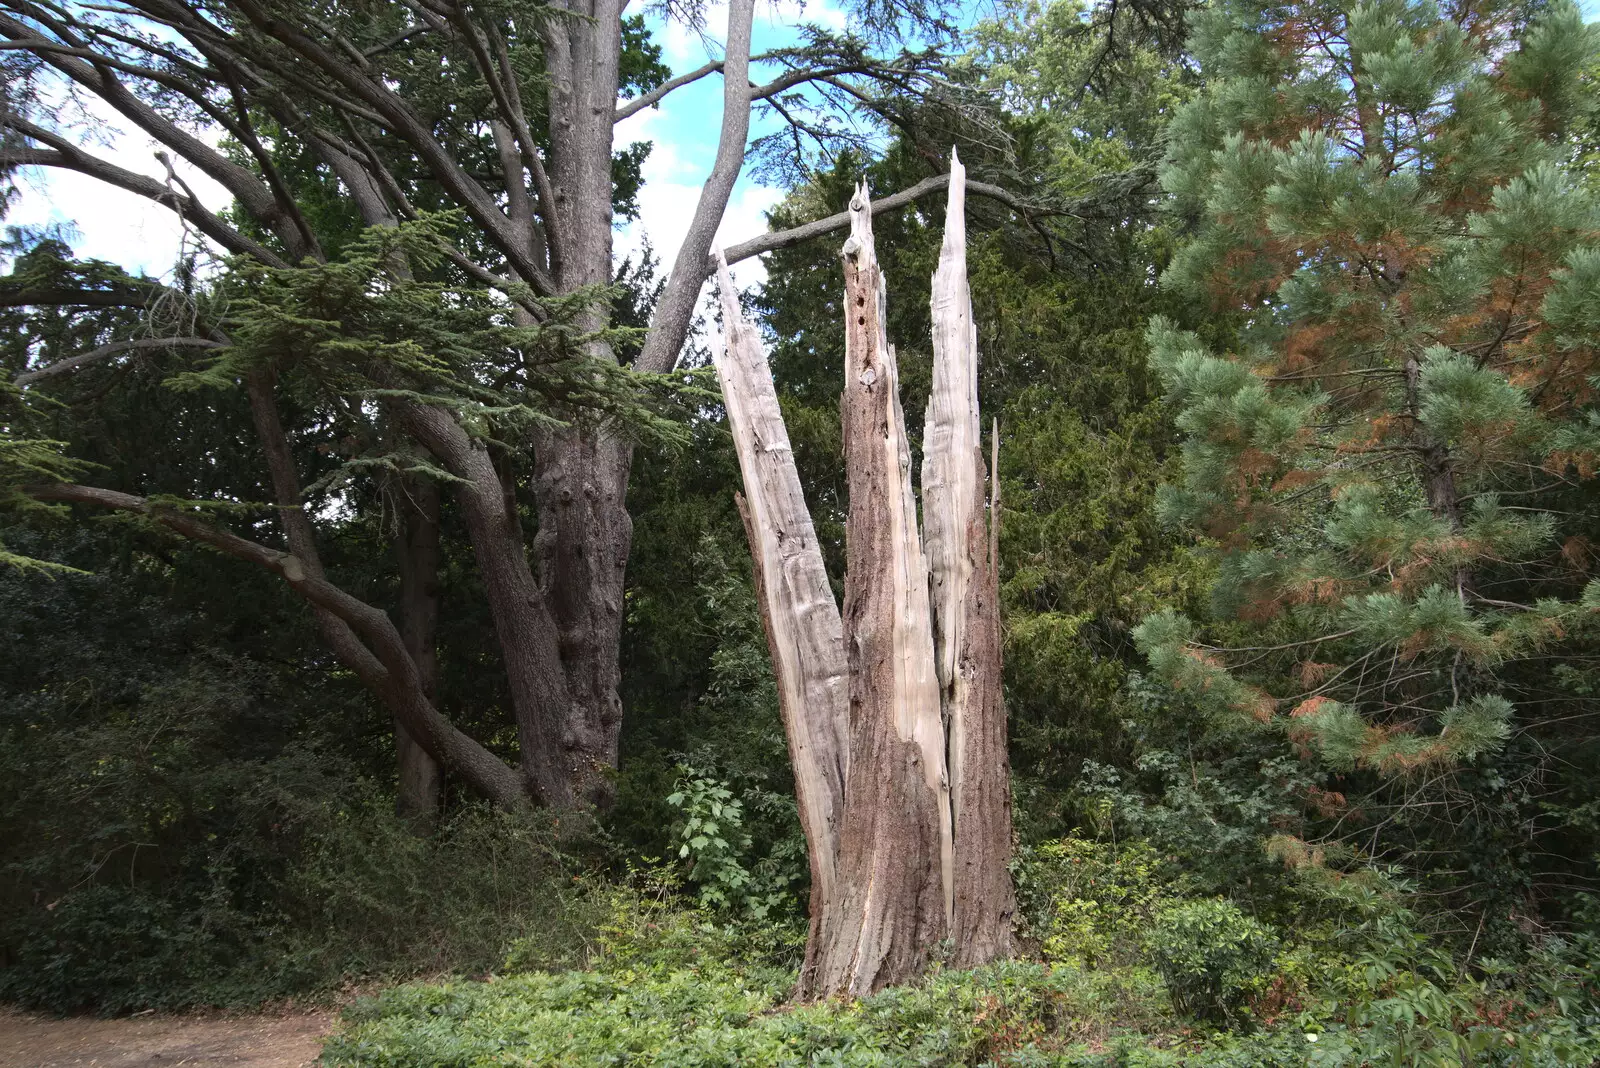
15,336,224,386
616,59,723,122
612,51,876,123
716,171,1052,274
0,283,158,309
0,137,287,266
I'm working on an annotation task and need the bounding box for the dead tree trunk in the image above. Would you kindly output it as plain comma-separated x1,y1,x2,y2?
714,153,1013,998
809,185,955,997
712,251,849,990
923,153,1015,965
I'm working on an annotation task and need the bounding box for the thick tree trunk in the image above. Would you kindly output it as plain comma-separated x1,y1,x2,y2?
922,154,1014,966
396,402,581,807
530,427,631,808
523,0,632,808
806,188,954,998
393,474,445,823
712,251,850,989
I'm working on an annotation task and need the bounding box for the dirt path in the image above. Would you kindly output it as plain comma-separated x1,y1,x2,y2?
0,1009,333,1068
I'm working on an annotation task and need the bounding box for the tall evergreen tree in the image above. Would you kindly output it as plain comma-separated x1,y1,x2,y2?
1138,0,1600,913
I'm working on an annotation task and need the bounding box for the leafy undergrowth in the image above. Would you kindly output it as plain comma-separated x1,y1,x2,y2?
319,840,1600,1067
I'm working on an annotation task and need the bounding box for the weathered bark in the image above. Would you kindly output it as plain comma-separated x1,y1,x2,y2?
712,250,850,988
806,188,954,998
515,0,635,808
395,402,579,807
529,428,631,808
714,158,1015,998
393,474,445,823
923,153,1014,966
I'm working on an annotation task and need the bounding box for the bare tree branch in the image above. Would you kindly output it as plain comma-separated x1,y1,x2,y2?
15,336,223,385
713,171,1079,276
0,135,288,266
614,57,724,122
0,4,309,257
633,0,756,373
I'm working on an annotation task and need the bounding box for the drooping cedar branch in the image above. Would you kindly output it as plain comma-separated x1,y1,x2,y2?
14,336,223,386
24,481,528,807
0,283,157,308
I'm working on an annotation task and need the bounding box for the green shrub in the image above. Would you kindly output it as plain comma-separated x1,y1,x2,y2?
1,787,606,1012
319,869,1600,1067
321,953,1165,1067
1146,898,1279,1024
277,798,607,982
1015,837,1176,968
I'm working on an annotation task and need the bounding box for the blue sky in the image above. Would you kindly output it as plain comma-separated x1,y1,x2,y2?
4,0,863,294
9,0,1600,289
615,0,860,292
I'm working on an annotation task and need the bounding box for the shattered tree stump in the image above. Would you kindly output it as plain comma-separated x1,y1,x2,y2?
712,149,1015,998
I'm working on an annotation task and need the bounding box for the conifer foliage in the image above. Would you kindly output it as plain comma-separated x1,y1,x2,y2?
1139,0,1600,793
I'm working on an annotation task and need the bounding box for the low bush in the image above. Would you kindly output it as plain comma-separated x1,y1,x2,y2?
1,790,606,1013
321,907,1600,1067
322,920,1170,1067
1145,898,1278,1024
1014,837,1178,969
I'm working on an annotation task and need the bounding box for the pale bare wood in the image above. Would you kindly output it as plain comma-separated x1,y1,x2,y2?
711,251,849,965
807,185,953,998
923,147,982,830
713,168,1014,998
921,152,1015,965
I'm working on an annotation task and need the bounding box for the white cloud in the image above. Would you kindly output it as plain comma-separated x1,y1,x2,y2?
660,0,850,72
616,72,788,313
5,96,231,278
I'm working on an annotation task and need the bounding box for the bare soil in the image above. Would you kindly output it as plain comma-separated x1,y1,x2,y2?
0,1009,332,1068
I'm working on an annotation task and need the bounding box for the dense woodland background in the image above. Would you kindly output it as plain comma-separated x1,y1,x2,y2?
6,0,1600,1060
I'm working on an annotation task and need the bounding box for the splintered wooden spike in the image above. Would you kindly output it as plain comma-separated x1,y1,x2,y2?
711,247,848,928
921,149,1015,969
925,144,980,773
808,187,954,999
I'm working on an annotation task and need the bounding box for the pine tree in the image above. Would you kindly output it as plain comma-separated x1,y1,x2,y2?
1138,0,1600,872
